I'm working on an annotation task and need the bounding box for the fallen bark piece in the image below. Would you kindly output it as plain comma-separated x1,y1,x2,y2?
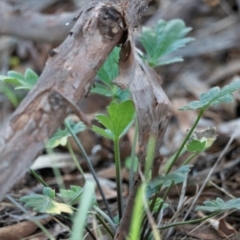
0,1,124,202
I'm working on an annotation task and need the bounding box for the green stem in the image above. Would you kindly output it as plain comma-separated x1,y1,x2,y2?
114,138,123,220
129,120,138,191
166,109,204,174
144,182,174,240
64,120,113,221
67,141,86,181
94,206,116,233
182,152,199,166
95,213,114,239
46,147,65,190
140,184,163,240
29,169,48,187
158,211,220,230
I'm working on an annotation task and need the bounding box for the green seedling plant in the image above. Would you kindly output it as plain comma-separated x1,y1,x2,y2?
92,100,136,219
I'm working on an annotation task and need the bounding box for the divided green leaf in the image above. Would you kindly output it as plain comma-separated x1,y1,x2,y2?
139,19,194,67
196,198,240,212
92,100,136,140
146,165,192,197
91,47,129,101
57,185,83,205
180,80,240,111
0,69,39,90
97,47,120,84
20,187,73,214
46,118,85,148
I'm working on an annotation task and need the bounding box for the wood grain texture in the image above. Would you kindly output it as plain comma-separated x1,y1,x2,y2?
114,34,172,240
0,1,124,201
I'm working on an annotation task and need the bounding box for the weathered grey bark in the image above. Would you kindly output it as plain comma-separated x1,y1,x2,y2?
0,1,125,201
114,34,172,240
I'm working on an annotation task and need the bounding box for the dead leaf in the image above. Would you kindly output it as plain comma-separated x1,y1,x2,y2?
198,211,237,238
0,217,51,240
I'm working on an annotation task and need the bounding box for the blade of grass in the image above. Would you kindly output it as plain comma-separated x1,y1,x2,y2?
129,120,138,190
93,206,116,232
144,181,174,240
128,184,144,240
67,141,86,181
95,212,114,238
46,147,65,190
71,181,95,240
29,169,48,187
65,120,113,220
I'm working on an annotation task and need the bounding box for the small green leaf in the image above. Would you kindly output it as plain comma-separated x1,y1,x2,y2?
46,119,85,148
185,139,206,153
91,83,113,97
97,47,120,83
196,198,240,212
139,19,194,67
92,47,130,101
180,80,240,111
24,68,39,87
185,126,217,153
57,185,83,204
93,100,135,140
20,189,73,214
146,165,192,197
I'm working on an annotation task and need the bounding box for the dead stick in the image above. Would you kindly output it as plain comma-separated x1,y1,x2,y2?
0,1,124,201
